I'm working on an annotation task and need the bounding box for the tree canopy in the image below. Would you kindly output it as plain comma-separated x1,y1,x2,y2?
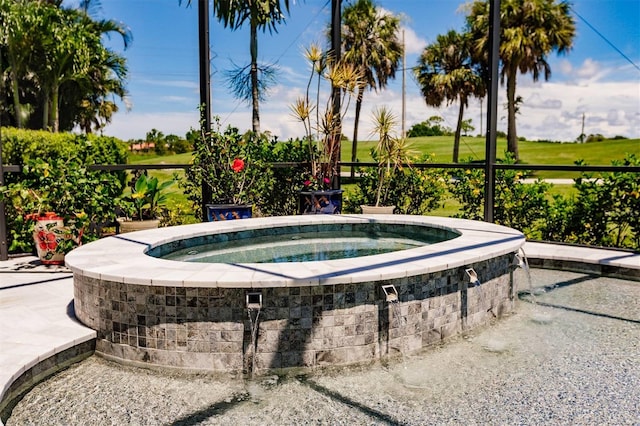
0,0,130,133
415,30,485,163
466,0,575,160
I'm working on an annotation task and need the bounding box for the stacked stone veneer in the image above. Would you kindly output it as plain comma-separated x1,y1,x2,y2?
74,253,516,373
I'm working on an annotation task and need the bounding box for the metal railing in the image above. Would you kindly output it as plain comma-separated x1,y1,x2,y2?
1,161,639,261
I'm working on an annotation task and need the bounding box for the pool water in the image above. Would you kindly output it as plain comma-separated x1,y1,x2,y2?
161,231,430,263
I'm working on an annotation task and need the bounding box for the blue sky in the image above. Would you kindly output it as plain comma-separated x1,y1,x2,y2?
71,0,640,146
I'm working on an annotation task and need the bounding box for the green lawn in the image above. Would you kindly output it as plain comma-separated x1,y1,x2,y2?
345,136,639,179
128,137,636,221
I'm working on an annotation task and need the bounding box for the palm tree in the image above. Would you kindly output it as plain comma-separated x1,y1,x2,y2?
200,0,291,134
341,0,402,171
36,6,130,132
414,30,485,163
0,0,130,132
65,5,131,133
466,0,575,161
65,48,128,133
0,0,42,128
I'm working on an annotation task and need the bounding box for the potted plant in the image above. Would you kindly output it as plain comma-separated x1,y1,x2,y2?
291,44,364,214
187,116,273,221
117,173,173,232
0,157,122,264
360,106,414,214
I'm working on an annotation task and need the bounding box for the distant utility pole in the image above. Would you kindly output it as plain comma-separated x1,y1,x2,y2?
401,30,406,139
479,98,483,136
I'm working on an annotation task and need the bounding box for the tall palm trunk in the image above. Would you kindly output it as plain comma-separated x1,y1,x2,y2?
51,83,60,132
250,23,260,133
10,77,23,128
42,91,50,131
453,101,465,163
350,86,365,178
506,64,519,161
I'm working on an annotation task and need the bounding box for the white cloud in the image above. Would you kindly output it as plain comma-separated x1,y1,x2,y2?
102,111,199,140
574,58,610,81
525,93,562,110
104,69,640,146
159,95,196,104
137,79,199,89
400,26,427,55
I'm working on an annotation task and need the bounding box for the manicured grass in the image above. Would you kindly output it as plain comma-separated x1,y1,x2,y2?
126,137,635,222
345,136,639,179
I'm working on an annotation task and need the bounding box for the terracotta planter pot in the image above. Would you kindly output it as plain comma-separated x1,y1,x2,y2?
360,205,396,214
206,204,253,221
117,218,160,233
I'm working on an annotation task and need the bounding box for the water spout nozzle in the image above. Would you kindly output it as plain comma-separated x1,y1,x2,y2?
246,292,262,310
381,285,398,303
466,268,480,287
514,249,530,272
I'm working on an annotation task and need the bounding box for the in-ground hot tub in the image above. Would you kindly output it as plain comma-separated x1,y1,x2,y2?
66,215,525,374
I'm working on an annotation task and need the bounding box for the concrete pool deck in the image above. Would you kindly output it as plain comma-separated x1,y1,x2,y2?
1,238,639,423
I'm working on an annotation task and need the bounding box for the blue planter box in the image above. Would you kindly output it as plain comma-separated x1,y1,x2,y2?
206,204,253,221
298,190,343,215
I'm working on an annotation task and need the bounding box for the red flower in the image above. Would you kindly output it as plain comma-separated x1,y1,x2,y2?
231,158,245,172
323,177,331,185
36,231,58,250
303,180,312,187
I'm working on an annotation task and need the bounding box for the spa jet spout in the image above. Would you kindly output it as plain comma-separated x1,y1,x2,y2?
513,248,530,272
381,284,398,303
466,268,480,287
246,292,262,310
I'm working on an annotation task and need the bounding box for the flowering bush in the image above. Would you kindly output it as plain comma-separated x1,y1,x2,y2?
185,117,274,207
302,175,332,192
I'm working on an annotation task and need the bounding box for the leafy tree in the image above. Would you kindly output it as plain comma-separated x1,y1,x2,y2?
341,0,402,168
406,116,451,137
415,30,485,163
0,0,130,132
0,0,40,128
466,0,575,161
460,118,475,136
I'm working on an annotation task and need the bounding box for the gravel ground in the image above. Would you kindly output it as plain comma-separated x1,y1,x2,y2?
7,269,640,426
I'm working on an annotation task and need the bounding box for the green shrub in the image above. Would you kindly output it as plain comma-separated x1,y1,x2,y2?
345,154,448,215
181,122,309,219
538,155,639,249
0,127,128,254
257,138,309,216
449,153,551,236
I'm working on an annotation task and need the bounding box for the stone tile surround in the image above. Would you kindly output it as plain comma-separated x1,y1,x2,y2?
67,215,525,372
75,254,514,372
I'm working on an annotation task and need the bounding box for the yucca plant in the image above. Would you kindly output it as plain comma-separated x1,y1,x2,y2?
370,106,414,206
291,44,365,191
